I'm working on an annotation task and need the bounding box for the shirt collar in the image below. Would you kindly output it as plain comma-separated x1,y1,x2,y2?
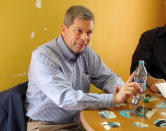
57,35,82,62
158,25,166,37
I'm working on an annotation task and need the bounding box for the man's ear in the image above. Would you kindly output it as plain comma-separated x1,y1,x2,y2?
61,24,67,36
62,24,66,35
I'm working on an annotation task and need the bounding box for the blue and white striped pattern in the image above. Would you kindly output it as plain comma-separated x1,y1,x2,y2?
25,35,124,124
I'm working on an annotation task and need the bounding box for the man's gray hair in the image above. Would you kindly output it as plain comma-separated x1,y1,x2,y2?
64,5,94,27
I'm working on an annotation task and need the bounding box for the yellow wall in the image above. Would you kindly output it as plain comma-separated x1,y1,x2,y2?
92,0,165,81
0,0,165,91
0,0,92,91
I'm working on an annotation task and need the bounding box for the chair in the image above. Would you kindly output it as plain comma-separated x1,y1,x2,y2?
0,82,28,131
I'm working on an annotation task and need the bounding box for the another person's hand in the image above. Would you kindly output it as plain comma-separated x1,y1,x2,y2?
147,76,165,93
114,72,142,104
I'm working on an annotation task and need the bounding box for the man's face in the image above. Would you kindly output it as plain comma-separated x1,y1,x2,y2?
61,18,94,54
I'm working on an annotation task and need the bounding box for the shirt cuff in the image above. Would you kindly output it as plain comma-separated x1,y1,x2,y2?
100,94,114,108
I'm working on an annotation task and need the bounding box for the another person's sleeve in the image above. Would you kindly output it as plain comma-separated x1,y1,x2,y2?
130,32,153,75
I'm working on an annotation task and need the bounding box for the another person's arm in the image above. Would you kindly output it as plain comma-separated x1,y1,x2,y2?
147,76,165,93
130,33,152,75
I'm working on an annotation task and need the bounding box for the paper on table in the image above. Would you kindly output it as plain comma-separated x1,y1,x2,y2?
156,83,166,98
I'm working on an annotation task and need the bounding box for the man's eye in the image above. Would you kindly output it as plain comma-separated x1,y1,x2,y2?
87,32,92,35
76,29,82,33
86,31,92,36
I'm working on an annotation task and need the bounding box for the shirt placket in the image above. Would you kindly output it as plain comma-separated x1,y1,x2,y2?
72,62,76,88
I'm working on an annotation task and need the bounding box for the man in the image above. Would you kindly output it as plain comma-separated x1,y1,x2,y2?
26,5,141,131
131,25,166,93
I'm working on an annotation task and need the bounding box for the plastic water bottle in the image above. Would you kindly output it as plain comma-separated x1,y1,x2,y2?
134,60,147,99
131,60,147,116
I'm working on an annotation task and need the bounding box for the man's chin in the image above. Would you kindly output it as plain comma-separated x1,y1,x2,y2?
75,48,85,53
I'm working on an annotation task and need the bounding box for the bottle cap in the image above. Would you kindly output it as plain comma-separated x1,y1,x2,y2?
139,60,144,65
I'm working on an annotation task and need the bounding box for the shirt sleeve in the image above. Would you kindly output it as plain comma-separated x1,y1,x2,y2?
86,47,124,93
29,50,115,110
130,32,153,75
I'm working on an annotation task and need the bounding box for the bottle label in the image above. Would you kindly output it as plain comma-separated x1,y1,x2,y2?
134,79,146,93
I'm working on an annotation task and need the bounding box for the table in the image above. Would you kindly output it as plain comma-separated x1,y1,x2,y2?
80,90,166,131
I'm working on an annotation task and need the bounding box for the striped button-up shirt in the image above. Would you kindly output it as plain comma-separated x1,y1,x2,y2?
25,35,124,124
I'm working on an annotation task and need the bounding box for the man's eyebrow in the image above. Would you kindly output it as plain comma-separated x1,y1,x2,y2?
74,26,93,32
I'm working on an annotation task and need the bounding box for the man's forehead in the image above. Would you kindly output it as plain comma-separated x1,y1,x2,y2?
71,18,94,29
73,17,94,23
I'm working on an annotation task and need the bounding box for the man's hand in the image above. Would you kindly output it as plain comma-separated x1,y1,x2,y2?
147,76,165,93
114,72,142,104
